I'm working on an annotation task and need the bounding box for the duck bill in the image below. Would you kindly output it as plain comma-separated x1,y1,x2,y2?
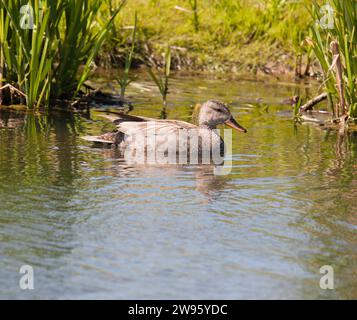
225,117,247,133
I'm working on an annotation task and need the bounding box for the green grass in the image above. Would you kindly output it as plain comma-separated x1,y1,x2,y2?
1,0,317,110
309,0,357,119
2,0,355,115
1,0,125,109
104,0,312,73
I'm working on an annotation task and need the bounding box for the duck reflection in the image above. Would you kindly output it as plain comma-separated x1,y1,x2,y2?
97,145,231,199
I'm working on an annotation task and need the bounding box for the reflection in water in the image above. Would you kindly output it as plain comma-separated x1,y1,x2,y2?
291,128,357,299
0,110,25,129
98,145,230,200
193,165,230,200
0,75,356,299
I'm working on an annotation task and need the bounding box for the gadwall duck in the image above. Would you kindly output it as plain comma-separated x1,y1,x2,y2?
82,100,246,160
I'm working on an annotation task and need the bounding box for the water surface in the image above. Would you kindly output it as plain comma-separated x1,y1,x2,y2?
0,73,356,299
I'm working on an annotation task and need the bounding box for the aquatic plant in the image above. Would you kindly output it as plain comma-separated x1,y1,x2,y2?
174,0,199,33
116,12,137,98
0,4,6,104
148,46,171,112
189,0,199,32
293,96,303,119
309,0,357,120
0,0,126,109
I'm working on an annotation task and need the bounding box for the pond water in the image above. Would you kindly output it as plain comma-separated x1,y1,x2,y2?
0,72,356,299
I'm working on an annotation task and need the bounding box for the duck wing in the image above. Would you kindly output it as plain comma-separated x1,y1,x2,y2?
82,113,197,146
98,112,153,124
81,113,150,144
98,112,196,128
118,120,196,137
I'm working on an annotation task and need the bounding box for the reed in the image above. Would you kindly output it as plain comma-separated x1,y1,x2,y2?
148,46,171,111
309,0,357,120
0,0,125,109
116,12,137,98
0,4,6,104
189,0,199,32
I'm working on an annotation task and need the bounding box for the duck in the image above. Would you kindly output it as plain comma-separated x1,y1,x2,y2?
82,100,247,163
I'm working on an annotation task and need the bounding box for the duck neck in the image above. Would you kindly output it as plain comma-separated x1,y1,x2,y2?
199,122,216,130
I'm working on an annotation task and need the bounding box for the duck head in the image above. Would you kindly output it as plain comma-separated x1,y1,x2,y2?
198,100,247,133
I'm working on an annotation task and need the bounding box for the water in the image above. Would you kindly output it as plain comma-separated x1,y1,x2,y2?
0,72,356,299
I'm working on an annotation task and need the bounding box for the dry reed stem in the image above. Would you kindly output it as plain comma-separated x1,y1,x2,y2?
330,41,347,117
